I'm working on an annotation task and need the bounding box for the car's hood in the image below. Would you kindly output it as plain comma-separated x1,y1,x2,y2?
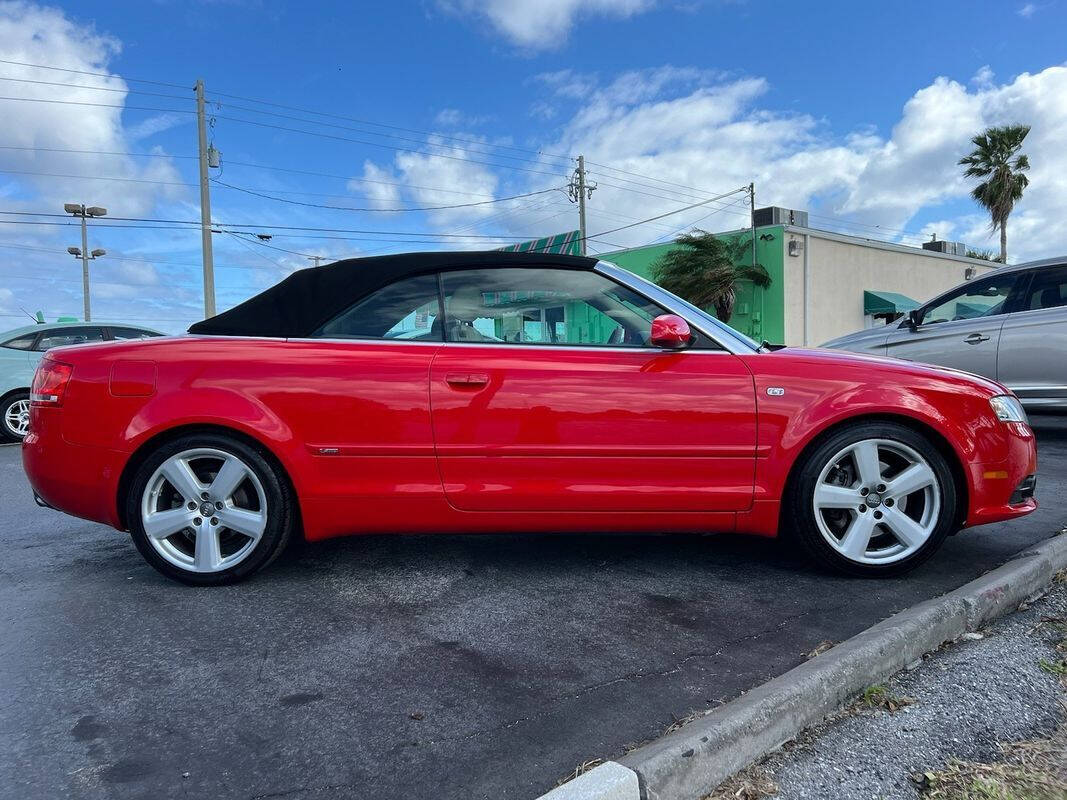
820,325,893,350
761,346,1009,396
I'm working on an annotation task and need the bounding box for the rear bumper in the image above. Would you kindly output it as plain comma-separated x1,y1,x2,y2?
22,410,126,529
964,422,1038,527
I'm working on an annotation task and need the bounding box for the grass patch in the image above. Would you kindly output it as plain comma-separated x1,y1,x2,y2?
861,684,916,713
702,765,778,799
919,725,1067,800
1039,658,1067,677
805,639,834,660
553,758,604,788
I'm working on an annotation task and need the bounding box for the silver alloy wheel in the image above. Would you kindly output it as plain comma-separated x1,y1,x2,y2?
4,398,29,438
141,447,268,574
812,438,941,565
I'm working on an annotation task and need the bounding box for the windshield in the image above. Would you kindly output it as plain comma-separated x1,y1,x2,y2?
595,261,762,352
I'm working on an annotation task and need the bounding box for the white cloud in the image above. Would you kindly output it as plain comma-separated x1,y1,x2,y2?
435,108,464,126
440,0,655,49
0,1,186,217
127,113,190,141
350,160,403,212
504,64,1067,261
434,107,492,128
1018,3,1037,18
971,65,994,88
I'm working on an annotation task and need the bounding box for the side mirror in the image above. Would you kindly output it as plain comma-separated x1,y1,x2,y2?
649,314,693,349
904,309,923,329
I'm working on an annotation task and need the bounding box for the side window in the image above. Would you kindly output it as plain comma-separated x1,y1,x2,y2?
36,327,105,350
2,334,37,350
439,268,674,347
110,327,161,340
312,273,442,340
919,274,1020,325
1020,266,1067,312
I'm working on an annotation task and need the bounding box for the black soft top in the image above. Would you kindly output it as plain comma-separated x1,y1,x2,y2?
188,250,597,338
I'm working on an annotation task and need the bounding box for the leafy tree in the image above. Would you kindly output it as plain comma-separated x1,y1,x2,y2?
652,230,771,323
958,124,1031,263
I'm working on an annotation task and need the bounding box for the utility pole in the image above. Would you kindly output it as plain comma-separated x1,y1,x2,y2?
308,256,323,268
749,182,756,267
195,78,216,318
568,155,596,255
63,203,107,322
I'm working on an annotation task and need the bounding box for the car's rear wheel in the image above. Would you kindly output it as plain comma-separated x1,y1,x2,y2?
1,391,30,443
127,434,295,585
788,422,957,577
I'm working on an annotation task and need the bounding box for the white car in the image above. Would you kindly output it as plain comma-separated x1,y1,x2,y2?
0,322,162,441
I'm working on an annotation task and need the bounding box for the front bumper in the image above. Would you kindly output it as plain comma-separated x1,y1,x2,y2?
964,422,1038,527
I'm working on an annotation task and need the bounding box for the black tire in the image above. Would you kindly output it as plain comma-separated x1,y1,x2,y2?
126,433,296,586
786,421,957,578
0,390,30,443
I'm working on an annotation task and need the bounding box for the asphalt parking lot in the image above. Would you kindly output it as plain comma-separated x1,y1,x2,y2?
2,418,1065,800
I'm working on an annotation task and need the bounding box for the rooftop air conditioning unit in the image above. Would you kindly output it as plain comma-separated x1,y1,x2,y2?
753,206,808,228
922,239,968,256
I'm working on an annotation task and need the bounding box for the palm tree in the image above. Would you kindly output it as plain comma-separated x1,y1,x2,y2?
652,230,771,323
958,124,1031,263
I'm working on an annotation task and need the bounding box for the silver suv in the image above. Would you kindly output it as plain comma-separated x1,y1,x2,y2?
823,257,1067,410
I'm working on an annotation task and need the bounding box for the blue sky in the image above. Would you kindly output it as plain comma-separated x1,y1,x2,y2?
1,0,1066,331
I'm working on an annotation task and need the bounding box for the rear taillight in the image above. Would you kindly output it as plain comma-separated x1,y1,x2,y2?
31,359,73,406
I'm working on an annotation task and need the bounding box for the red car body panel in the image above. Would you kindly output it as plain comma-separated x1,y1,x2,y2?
430,345,756,512
23,336,1037,543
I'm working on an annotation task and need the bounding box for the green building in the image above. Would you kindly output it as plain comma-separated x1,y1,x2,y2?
601,210,996,346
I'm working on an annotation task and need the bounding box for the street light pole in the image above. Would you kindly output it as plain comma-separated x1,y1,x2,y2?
64,203,107,322
78,208,90,321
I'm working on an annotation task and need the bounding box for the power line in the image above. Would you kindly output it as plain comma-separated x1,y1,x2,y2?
211,179,565,213
222,159,501,198
1,147,516,200
0,144,197,159
203,88,573,164
0,210,558,239
223,230,292,265
212,113,567,178
0,75,191,101
582,187,750,243
0,169,195,185
0,240,281,272
204,97,573,171
0,58,189,89
0,94,193,114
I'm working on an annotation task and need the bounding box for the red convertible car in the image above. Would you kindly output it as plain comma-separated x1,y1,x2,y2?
23,252,1037,585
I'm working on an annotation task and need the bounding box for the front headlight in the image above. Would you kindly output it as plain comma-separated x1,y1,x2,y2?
989,395,1028,424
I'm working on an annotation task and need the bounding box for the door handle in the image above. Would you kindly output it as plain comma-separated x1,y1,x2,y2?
445,373,489,387
964,333,990,345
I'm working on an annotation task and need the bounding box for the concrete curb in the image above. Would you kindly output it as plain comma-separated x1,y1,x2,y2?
533,534,1067,800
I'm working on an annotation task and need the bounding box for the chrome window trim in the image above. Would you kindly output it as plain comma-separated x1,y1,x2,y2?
594,261,757,355
282,336,732,355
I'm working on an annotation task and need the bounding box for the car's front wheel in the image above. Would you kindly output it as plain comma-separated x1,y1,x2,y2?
126,433,296,585
788,421,958,577
1,391,30,443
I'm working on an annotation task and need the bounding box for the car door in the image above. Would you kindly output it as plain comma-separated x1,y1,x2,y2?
996,264,1067,407
284,272,445,502
429,266,757,513
883,272,1024,379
